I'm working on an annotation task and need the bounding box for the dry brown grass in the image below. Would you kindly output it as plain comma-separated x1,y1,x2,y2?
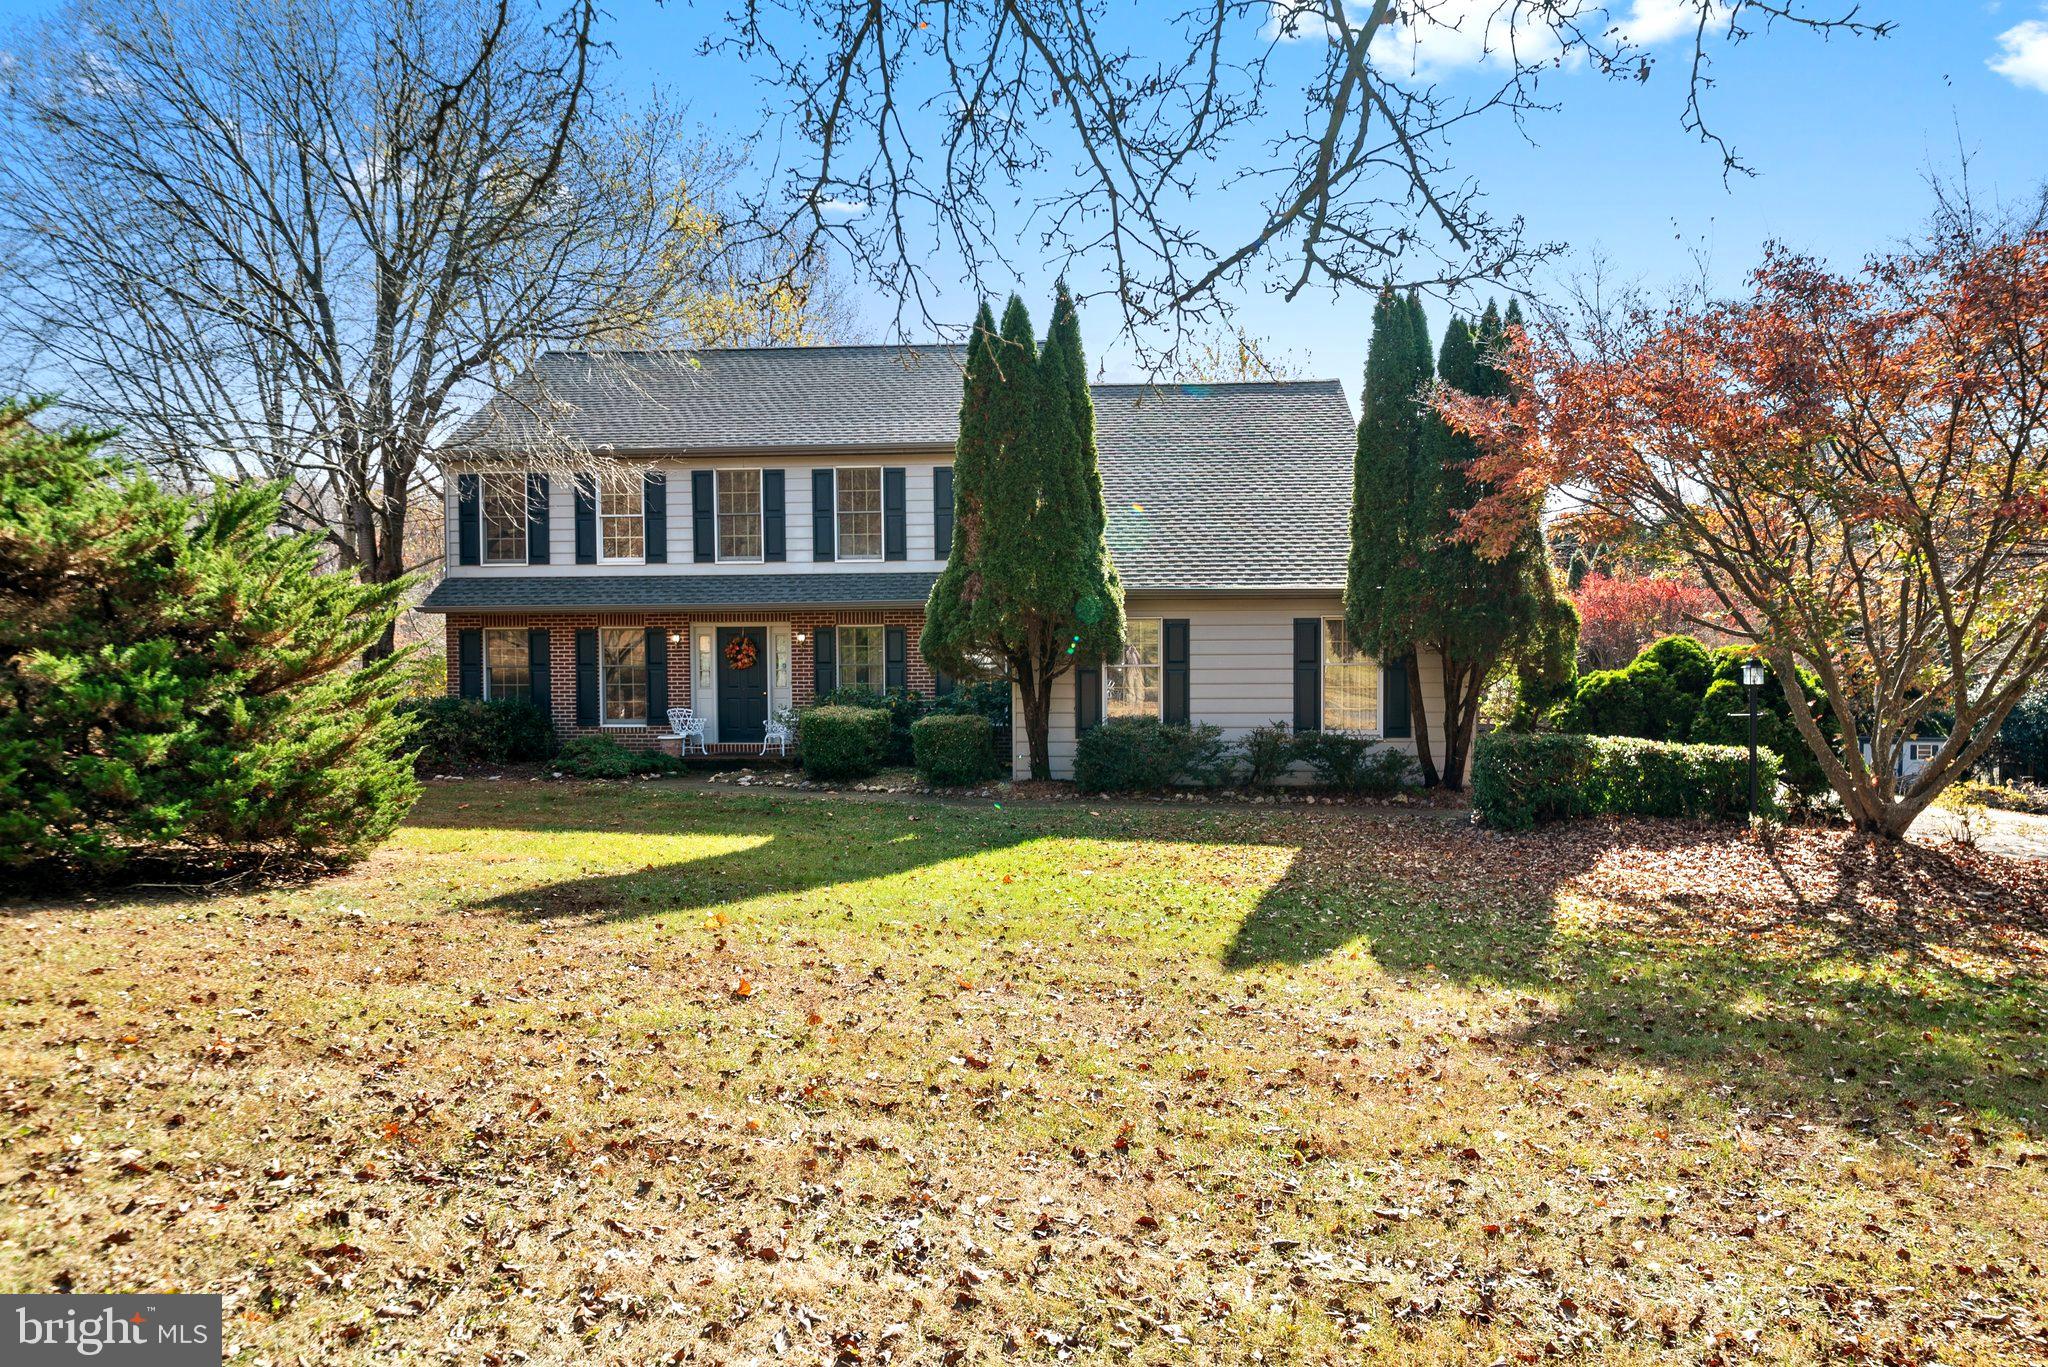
2,782,2044,1364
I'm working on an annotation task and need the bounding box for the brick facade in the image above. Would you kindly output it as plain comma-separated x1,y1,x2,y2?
446,608,932,748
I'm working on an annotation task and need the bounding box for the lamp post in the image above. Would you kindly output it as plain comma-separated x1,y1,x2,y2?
1740,657,1766,817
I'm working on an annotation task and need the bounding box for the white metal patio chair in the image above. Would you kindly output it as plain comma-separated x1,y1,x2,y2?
760,708,796,757
665,707,709,755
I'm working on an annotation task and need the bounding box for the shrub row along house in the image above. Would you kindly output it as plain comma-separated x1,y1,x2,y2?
423,344,1451,780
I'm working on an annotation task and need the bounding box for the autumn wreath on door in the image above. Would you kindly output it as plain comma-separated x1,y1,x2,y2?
722,633,759,671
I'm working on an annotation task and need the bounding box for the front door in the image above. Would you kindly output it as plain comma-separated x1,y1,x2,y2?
716,626,768,743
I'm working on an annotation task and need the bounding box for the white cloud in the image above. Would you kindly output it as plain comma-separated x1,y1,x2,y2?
1991,18,2048,93
1614,0,1727,46
1269,0,1726,77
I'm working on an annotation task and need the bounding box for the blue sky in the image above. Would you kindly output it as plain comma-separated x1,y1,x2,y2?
4,0,2044,396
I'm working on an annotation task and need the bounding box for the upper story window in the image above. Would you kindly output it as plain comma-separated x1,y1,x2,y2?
838,625,885,692
484,627,531,702
481,472,527,564
836,467,883,560
717,469,763,562
600,627,648,725
1321,618,1380,734
1104,617,1162,719
599,471,644,563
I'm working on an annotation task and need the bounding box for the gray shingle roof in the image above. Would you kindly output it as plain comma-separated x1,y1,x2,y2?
452,345,969,454
441,344,1357,594
422,572,939,612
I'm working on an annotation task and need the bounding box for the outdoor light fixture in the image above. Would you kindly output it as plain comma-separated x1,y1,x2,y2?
794,631,807,643
669,631,681,645
1737,657,1766,816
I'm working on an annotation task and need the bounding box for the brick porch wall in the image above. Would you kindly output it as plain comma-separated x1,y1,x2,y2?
445,608,932,748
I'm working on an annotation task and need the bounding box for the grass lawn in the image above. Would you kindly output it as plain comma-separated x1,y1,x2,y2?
3,781,2045,1364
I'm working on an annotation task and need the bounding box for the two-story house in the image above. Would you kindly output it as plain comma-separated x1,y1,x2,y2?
422,343,1453,780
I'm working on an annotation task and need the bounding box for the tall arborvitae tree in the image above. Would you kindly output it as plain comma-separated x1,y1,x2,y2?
923,285,1124,779
1346,286,1440,784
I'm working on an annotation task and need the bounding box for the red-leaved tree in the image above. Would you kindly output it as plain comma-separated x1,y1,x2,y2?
1439,191,2048,838
1571,571,1719,670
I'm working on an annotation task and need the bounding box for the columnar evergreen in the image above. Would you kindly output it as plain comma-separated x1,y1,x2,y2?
1345,287,1441,782
1345,293,1565,788
0,400,421,873
923,284,1125,779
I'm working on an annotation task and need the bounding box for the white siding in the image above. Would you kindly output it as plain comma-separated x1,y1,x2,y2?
1010,593,1453,782
439,454,953,577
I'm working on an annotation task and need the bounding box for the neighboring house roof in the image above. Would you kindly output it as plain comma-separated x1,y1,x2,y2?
423,572,940,612
443,344,1357,595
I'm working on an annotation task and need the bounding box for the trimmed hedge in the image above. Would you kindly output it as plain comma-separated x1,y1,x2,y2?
911,713,1000,786
1294,731,1413,794
1074,718,1228,793
552,734,638,780
1471,731,1780,831
400,696,556,770
799,705,891,781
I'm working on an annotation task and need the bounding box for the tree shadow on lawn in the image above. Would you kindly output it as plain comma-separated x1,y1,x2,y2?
1231,816,2048,1129
411,786,2047,1130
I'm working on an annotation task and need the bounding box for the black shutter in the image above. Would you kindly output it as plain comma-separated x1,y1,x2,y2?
692,471,715,562
1163,619,1190,725
885,626,907,693
934,465,954,557
457,628,483,698
1383,654,1412,738
575,628,599,726
643,471,667,563
814,626,837,697
1075,661,1101,734
1292,618,1322,732
526,473,550,564
763,470,786,561
646,628,668,724
883,467,907,560
573,475,597,564
812,469,835,561
527,629,551,712
456,474,480,566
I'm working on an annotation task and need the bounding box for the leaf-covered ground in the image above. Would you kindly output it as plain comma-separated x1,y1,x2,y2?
3,782,2045,1364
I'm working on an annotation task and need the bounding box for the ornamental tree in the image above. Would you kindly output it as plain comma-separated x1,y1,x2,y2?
1571,570,1720,669
0,400,421,874
922,286,1125,780
1440,193,2048,837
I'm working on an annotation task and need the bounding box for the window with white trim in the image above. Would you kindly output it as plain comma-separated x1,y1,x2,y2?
600,627,648,725
717,469,763,561
1104,617,1162,719
599,471,644,562
1321,618,1380,733
1905,739,1940,766
838,625,885,692
835,467,883,560
483,628,530,702
481,472,527,564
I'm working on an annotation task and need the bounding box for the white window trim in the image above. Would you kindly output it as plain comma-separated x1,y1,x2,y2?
1320,616,1383,738
480,471,528,566
598,626,650,728
837,624,887,693
715,467,765,564
1102,616,1165,720
833,465,885,563
597,470,645,566
481,626,527,701
1905,739,1940,764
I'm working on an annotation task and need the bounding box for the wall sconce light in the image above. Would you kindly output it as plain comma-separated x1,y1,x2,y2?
794,631,808,643
668,632,681,645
